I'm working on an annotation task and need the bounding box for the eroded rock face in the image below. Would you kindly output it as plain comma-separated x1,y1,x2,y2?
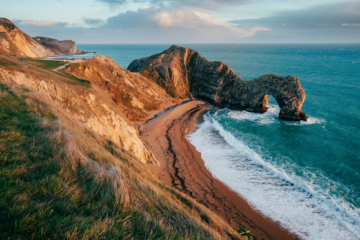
65,56,175,121
128,45,308,121
33,37,79,55
0,18,81,57
0,56,159,165
0,18,54,57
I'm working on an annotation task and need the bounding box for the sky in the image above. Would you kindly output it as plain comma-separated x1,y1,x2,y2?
1,0,360,43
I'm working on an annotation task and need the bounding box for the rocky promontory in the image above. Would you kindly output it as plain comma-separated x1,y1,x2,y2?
0,18,54,57
65,56,175,121
33,36,80,55
128,45,308,121
0,18,84,57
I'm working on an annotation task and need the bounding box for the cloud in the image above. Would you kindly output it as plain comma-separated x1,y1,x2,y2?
158,15,175,26
343,0,360,15
228,2,360,43
105,6,271,39
97,0,127,6
97,0,247,9
84,18,105,27
19,19,63,27
231,2,360,29
175,10,199,21
156,0,248,9
342,23,360,26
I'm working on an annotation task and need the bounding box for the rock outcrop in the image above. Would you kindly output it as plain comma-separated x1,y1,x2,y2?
0,18,54,57
128,45,308,121
0,54,158,165
33,36,80,55
0,18,82,57
65,56,175,121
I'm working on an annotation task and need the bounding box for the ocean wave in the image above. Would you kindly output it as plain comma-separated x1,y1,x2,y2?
227,104,325,126
187,112,360,240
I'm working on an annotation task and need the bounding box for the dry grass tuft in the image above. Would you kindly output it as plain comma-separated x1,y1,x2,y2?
0,82,245,240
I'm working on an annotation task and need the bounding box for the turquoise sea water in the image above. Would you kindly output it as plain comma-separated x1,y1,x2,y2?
59,44,360,239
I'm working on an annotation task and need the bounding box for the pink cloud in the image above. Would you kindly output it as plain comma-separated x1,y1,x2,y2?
342,23,360,26
19,19,62,27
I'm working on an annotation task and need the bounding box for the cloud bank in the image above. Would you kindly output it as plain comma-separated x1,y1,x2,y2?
19,19,63,27
10,0,360,43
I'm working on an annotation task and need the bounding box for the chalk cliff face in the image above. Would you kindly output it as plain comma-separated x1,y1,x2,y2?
0,18,54,57
65,56,174,121
128,45,308,121
0,55,158,165
33,37,80,55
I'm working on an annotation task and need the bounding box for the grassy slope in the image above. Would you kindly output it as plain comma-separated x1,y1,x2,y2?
0,55,90,88
0,82,244,239
20,59,68,70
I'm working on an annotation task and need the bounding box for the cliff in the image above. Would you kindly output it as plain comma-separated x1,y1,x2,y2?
0,74,243,240
0,54,157,165
0,18,54,57
33,36,80,55
0,18,81,57
128,45,308,121
65,56,175,121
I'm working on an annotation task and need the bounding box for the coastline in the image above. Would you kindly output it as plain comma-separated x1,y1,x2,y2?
140,100,298,240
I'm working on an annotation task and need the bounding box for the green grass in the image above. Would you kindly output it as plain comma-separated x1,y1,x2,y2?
0,58,18,67
20,58,68,70
237,228,252,240
0,84,177,239
0,84,241,240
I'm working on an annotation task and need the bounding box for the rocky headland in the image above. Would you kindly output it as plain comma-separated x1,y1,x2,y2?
0,18,84,57
128,45,308,121
33,36,82,55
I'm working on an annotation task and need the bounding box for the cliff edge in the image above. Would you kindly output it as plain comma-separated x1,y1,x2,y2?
128,45,308,121
0,18,54,57
33,36,80,55
0,18,81,57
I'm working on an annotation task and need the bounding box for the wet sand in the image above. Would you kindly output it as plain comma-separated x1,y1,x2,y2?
139,100,297,240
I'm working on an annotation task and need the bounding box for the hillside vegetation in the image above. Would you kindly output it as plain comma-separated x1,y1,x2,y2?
0,56,245,239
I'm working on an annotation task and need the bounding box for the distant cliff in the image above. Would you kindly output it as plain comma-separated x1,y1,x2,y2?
0,18,81,57
128,45,308,121
0,18,54,57
33,36,80,55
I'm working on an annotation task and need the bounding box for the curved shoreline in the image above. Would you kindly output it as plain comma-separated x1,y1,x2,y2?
139,100,298,240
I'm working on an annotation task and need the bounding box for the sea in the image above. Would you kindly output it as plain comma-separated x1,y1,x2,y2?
53,44,360,240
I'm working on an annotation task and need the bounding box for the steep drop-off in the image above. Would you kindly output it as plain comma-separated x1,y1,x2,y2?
0,18,81,57
0,55,157,165
33,36,80,55
128,45,308,121
65,56,176,121
0,18,54,57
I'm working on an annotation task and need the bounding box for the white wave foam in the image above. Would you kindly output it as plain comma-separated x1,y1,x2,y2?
187,113,360,240
228,104,325,126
